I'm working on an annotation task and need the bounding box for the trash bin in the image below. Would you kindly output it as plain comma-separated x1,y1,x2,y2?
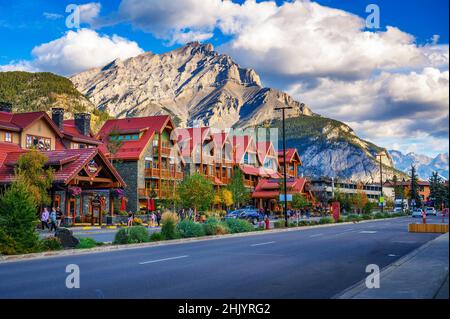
106,215,113,226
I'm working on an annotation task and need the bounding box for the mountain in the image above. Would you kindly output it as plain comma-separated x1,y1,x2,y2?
71,42,402,182
70,42,313,129
389,150,449,180
0,71,110,132
268,116,407,182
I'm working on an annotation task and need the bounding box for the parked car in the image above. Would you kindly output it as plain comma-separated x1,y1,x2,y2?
425,207,437,216
411,208,424,218
225,209,244,220
238,209,264,224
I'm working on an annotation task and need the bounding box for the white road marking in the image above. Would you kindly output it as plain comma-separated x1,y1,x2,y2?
359,231,378,234
388,254,398,257
139,255,189,265
309,234,323,238
250,241,275,247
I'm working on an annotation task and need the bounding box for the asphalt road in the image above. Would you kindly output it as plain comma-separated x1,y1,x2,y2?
0,216,445,299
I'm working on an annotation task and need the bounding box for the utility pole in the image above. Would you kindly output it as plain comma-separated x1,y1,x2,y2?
275,105,293,227
376,152,386,213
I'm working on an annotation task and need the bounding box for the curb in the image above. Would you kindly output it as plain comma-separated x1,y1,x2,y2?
1,216,406,264
333,232,449,299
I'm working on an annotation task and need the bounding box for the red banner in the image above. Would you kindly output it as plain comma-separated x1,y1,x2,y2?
332,201,340,221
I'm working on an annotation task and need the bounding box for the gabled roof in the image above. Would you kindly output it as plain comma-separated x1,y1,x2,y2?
62,120,101,145
0,148,126,187
0,111,63,137
278,148,302,165
0,142,24,166
232,135,255,163
252,177,307,199
96,115,173,160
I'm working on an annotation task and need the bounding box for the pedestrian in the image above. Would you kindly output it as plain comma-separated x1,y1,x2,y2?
156,210,162,227
49,207,58,232
150,212,156,227
188,208,193,221
56,206,63,227
40,207,50,230
127,212,134,227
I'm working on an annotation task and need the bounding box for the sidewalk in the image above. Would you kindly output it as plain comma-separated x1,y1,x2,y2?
336,232,449,299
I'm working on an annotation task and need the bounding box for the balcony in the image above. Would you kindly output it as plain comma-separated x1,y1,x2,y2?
138,188,159,198
244,180,255,188
145,167,184,180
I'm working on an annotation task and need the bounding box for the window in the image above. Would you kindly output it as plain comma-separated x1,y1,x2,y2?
4,132,12,142
26,135,51,151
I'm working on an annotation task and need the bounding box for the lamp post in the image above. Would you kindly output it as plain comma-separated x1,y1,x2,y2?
275,105,293,227
376,152,386,214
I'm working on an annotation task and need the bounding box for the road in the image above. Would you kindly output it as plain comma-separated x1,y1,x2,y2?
0,216,446,299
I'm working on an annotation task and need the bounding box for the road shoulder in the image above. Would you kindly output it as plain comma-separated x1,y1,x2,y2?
334,232,449,299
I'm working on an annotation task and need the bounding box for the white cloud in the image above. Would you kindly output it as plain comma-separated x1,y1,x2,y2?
79,2,102,26
43,12,63,20
0,29,144,75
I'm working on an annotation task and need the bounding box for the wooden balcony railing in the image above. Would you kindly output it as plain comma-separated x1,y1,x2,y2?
145,168,184,180
244,180,255,188
138,188,159,198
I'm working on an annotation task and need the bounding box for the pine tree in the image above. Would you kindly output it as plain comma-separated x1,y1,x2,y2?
227,168,250,209
429,172,448,209
409,165,421,208
0,180,40,254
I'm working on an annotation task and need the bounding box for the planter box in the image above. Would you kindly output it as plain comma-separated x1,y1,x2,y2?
408,223,449,233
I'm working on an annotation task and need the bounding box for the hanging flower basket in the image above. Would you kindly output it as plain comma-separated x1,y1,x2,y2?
68,186,82,197
112,188,125,199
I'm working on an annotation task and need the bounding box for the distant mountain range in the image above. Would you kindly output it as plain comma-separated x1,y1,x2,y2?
389,150,449,180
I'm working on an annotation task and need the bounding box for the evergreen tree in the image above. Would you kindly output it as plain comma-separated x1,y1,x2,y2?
0,179,40,254
408,165,421,207
392,175,403,199
227,168,250,209
429,171,448,209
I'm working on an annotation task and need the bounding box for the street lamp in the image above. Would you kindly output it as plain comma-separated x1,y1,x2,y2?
275,105,293,227
376,152,386,214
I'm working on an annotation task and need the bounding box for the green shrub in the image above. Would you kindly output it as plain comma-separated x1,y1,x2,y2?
225,219,254,233
289,222,299,227
113,228,129,245
150,232,164,241
373,212,384,219
347,214,362,222
76,237,98,249
128,226,150,243
361,214,373,220
319,217,334,224
298,220,309,227
161,212,179,239
203,218,229,235
177,220,205,238
274,220,287,228
40,237,63,251
336,217,345,223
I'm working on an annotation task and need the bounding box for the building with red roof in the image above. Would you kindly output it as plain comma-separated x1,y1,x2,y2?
96,115,184,212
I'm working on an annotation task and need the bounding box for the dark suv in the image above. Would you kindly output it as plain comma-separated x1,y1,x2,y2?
238,209,264,224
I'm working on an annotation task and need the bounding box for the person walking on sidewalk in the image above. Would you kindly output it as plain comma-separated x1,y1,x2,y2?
156,210,162,227
40,208,49,230
56,207,63,227
49,207,58,232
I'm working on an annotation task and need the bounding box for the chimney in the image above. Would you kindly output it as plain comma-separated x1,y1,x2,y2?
74,113,91,136
51,108,65,131
0,102,13,113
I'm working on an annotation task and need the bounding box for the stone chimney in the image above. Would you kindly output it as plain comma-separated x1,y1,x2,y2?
74,113,91,136
51,108,65,131
0,102,13,113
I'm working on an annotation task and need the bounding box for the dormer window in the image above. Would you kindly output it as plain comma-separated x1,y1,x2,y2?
4,132,12,143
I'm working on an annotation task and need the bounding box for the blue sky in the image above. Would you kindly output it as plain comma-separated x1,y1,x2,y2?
0,0,448,157
1,0,448,62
